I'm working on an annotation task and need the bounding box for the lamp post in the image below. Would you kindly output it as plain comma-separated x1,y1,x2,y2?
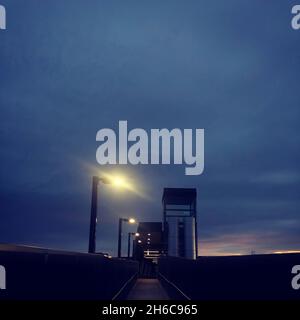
118,218,136,258
88,176,100,253
88,175,129,254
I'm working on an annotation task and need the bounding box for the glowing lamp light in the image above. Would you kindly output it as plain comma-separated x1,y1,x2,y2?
99,173,132,191
111,176,126,188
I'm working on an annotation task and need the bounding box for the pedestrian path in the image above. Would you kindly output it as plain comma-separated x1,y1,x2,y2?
126,278,170,300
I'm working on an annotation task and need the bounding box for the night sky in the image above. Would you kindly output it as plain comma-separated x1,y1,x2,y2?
0,0,299,256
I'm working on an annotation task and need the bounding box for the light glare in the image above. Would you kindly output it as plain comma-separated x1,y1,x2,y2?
112,176,126,188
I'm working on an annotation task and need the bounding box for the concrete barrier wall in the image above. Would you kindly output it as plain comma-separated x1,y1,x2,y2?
0,244,138,300
158,254,300,300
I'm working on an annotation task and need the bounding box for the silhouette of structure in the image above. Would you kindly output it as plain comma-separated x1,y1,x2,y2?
135,222,163,262
162,188,198,259
134,188,198,262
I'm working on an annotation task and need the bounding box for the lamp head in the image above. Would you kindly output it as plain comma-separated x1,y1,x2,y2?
111,176,127,188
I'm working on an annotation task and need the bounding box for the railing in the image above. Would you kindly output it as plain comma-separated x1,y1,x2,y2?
0,244,138,300
158,254,300,300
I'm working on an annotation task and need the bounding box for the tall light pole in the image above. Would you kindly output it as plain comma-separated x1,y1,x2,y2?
88,175,130,254
118,218,136,258
89,176,100,253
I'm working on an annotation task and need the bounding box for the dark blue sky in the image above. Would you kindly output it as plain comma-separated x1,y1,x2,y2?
0,0,300,256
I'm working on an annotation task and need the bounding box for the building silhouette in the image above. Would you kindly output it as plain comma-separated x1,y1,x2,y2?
136,188,198,261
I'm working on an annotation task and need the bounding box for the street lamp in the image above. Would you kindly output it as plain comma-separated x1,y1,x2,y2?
118,217,136,258
128,232,140,258
88,175,129,254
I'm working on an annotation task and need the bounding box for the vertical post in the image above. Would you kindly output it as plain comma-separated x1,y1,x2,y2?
132,238,136,259
194,200,198,258
88,176,99,253
127,233,131,258
163,200,168,255
118,218,123,258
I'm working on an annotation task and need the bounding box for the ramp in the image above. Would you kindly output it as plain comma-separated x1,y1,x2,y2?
127,278,169,300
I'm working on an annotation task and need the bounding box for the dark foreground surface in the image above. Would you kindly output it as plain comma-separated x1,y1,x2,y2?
1,244,300,300
159,254,300,300
127,278,169,300
0,244,138,300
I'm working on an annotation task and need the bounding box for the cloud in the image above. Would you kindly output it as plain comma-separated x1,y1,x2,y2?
251,171,300,184
0,0,299,255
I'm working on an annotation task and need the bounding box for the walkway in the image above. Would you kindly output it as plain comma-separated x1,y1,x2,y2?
127,278,170,300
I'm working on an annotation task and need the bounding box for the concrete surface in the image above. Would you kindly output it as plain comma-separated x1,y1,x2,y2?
127,278,170,300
